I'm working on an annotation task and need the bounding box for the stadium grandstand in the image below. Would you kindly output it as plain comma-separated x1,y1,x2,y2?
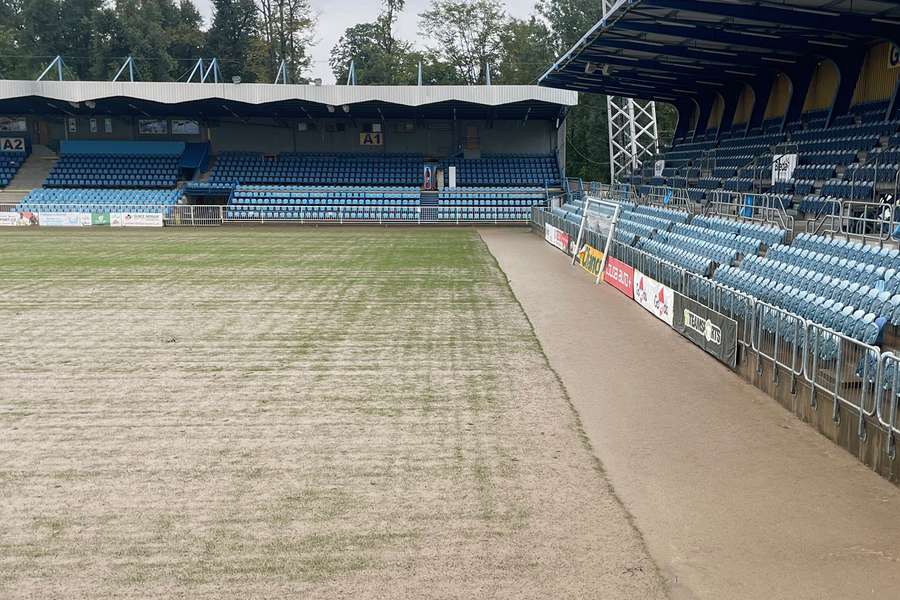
541,0,900,228
6,1,900,597
530,0,900,487
0,83,573,223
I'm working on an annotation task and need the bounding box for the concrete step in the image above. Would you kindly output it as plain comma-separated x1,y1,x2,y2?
0,145,57,207
194,156,215,182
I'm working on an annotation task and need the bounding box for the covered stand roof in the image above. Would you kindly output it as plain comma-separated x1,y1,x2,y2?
539,0,900,104
0,81,577,121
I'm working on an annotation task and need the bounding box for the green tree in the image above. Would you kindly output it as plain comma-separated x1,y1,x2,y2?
496,16,556,84
419,0,507,85
330,0,419,85
536,0,602,52
206,0,259,81
537,0,610,182
256,0,315,82
88,0,204,81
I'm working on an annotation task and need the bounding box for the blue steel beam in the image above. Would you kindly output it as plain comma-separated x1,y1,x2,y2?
641,0,900,41
673,98,698,140
828,48,868,126
586,37,798,71
782,59,818,128
611,19,846,56
578,52,762,84
693,91,716,139
718,83,744,139
747,72,775,132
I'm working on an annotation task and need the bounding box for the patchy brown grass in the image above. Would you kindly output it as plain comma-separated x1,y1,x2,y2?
0,227,665,598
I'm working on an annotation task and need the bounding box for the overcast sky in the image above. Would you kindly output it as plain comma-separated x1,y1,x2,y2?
192,0,539,83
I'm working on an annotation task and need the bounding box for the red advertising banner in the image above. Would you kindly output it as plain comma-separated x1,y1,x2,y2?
604,256,634,299
544,224,571,254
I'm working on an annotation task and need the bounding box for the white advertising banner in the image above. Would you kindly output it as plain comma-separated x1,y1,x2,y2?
632,269,675,327
110,212,164,227
171,119,200,134
0,212,20,226
771,153,798,184
448,165,456,189
139,119,168,135
38,212,91,227
0,117,27,132
544,223,571,254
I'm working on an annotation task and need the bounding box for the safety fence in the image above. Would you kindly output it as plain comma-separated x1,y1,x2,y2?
876,353,900,458
531,206,606,249
1,204,541,227
804,321,880,439
534,205,898,456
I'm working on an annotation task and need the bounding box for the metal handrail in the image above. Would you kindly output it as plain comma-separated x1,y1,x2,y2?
875,352,900,458
803,320,880,439
839,199,893,246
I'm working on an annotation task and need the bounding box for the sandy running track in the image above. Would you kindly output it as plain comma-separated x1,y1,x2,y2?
480,227,900,600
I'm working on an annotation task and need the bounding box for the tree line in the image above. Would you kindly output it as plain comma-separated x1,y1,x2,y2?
0,0,674,181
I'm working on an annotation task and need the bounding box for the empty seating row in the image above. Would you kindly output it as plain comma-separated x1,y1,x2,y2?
637,239,715,275
671,222,763,255
17,187,181,212
0,151,26,187
647,230,738,266
766,246,897,287
442,155,560,187
226,206,418,221
690,215,786,246
46,154,179,188
740,255,900,319
229,186,421,208
438,207,532,221
714,265,885,349
631,205,691,224
210,153,422,186
789,233,900,269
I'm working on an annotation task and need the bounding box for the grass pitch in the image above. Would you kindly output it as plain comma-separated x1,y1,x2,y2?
0,228,664,598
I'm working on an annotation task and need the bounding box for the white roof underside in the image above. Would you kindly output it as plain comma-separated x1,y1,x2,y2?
0,81,578,108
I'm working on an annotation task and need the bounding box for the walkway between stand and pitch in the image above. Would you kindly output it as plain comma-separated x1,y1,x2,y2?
480,227,900,600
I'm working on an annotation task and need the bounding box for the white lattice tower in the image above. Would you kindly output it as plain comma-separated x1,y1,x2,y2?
602,0,659,184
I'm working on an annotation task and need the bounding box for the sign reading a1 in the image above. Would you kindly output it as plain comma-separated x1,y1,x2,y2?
360,132,383,146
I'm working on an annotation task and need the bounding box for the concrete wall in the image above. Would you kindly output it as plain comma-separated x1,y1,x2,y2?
23,114,560,160
209,117,557,158
44,115,206,149
737,346,900,484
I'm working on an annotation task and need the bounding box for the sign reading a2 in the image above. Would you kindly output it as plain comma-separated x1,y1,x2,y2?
0,137,24,152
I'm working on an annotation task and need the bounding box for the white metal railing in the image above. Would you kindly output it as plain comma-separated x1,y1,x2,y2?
804,321,880,439
876,352,900,458
2,204,543,227
603,236,891,446
838,199,895,246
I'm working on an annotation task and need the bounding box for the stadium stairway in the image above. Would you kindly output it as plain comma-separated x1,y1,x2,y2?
0,144,56,206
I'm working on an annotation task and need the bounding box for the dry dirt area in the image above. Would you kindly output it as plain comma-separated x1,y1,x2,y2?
480,227,900,600
0,227,667,599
